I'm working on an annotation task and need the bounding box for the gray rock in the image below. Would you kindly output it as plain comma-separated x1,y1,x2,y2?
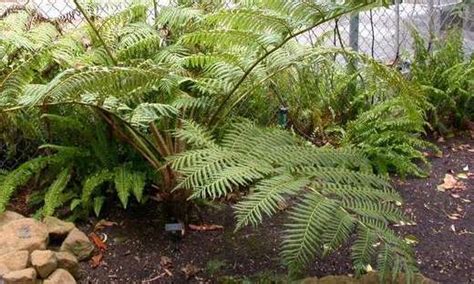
30,251,57,279
0,251,29,271
0,211,24,229
60,229,94,261
0,219,49,253
3,268,36,284
54,252,78,277
42,217,75,238
43,269,76,284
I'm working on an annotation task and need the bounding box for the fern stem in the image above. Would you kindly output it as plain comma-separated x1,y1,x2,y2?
73,0,117,66
149,122,172,157
207,3,373,126
152,0,159,26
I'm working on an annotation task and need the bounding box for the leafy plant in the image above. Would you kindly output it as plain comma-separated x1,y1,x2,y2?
171,121,417,280
0,111,151,217
410,28,473,134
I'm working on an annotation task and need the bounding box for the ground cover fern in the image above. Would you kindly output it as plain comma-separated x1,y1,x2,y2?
0,112,151,218
410,28,473,134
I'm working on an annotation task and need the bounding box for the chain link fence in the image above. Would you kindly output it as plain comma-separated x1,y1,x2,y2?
1,0,471,61
1,0,473,170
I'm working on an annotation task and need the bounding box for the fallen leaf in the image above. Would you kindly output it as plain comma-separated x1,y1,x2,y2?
89,232,107,252
451,193,460,199
447,213,462,220
181,264,201,279
437,185,446,192
457,173,468,180
461,198,471,203
442,174,457,189
90,252,103,268
160,256,173,269
94,220,118,231
404,234,419,245
188,224,224,231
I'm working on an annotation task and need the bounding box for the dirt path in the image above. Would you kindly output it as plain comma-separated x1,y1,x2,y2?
78,135,473,283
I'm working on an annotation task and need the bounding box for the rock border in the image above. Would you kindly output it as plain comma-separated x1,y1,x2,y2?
0,211,94,284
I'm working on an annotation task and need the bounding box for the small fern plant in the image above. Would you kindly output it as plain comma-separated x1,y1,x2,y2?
0,111,151,218
410,28,473,133
170,120,417,280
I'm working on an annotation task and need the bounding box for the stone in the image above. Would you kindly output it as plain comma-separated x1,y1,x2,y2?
3,268,36,284
0,263,10,278
0,211,24,229
60,229,94,261
30,251,57,279
0,219,48,253
318,275,357,284
43,269,76,284
42,217,75,238
0,250,29,271
54,252,78,277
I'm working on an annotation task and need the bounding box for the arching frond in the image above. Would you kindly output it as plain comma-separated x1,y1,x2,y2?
172,121,416,278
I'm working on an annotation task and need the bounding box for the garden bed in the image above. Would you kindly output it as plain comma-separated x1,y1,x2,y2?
63,135,473,283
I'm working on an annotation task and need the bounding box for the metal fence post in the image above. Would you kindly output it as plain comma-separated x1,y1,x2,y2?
348,12,359,95
428,0,435,50
395,0,401,61
349,12,360,52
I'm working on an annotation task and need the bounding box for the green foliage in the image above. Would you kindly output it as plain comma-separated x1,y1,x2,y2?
0,111,151,217
0,156,52,212
171,121,416,278
410,28,473,133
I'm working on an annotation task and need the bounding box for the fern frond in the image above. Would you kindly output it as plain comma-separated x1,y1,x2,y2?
173,122,416,277
352,227,378,275
17,66,166,106
130,103,178,127
42,168,71,216
235,175,310,229
174,120,217,148
113,166,146,208
81,169,113,208
282,192,338,269
0,156,54,212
